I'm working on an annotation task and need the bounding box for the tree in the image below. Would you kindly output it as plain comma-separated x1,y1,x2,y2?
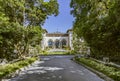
25,0,59,26
70,0,120,62
1,0,59,26
0,0,59,61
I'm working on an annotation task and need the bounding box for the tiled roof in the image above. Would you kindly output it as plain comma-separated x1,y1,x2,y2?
46,33,69,37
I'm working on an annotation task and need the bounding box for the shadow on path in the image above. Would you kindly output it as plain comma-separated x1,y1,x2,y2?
9,55,104,81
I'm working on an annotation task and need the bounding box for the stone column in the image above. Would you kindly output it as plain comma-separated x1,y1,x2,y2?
53,41,55,49
60,41,62,49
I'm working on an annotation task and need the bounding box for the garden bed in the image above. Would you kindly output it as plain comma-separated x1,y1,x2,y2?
75,57,120,81
0,57,37,79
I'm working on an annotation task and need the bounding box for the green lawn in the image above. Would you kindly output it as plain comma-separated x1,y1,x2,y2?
40,51,75,55
40,50,76,55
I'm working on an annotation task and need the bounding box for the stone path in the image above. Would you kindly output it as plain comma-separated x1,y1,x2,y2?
8,55,104,81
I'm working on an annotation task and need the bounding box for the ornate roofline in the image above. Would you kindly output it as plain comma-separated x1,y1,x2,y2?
46,33,69,37
42,28,72,34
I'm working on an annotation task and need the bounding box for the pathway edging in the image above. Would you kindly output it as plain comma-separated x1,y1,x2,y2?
1,60,39,81
72,58,114,81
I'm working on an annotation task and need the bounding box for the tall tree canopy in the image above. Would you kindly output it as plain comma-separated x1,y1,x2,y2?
71,0,120,62
0,0,59,60
0,0,59,26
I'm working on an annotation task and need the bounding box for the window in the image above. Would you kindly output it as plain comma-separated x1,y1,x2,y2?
48,39,53,48
62,39,67,48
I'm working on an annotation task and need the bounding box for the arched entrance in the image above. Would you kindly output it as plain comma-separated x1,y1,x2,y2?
55,39,60,48
61,39,67,48
48,39,53,48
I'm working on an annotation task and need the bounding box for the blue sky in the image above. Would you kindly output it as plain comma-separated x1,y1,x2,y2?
42,0,74,33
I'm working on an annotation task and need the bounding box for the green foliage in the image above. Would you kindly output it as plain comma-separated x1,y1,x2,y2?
72,33,88,54
0,23,25,60
75,57,120,81
0,0,59,26
66,50,76,55
0,57,37,78
25,0,59,26
71,0,120,62
0,0,59,60
27,26,42,45
0,23,43,60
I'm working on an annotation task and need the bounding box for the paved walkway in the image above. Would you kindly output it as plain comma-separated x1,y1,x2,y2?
9,55,104,81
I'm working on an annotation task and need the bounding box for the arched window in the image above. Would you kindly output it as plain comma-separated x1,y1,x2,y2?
48,39,53,48
55,39,60,48
61,39,67,48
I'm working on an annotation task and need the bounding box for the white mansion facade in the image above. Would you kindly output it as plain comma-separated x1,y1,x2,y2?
41,29,73,50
